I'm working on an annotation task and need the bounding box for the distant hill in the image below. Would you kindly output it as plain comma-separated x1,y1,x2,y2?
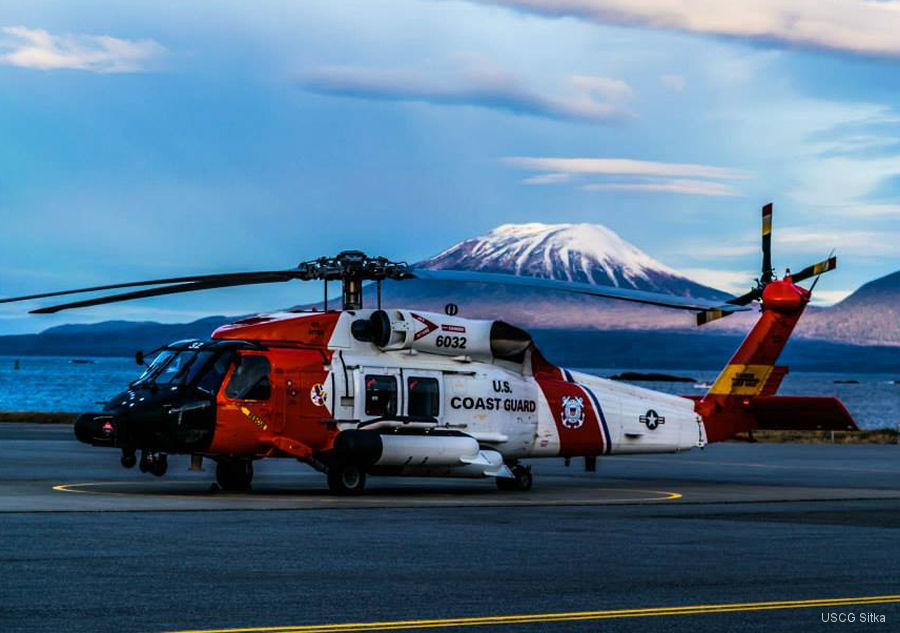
529,330,899,373
0,321,896,372
797,270,900,346
0,317,231,357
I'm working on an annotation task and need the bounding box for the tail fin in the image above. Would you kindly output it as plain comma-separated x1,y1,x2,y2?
694,203,856,441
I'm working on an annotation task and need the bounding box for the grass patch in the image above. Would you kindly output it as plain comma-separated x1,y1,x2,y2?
740,428,899,444
0,411,78,424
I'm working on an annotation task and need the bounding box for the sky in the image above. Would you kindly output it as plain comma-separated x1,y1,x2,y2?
1,0,899,334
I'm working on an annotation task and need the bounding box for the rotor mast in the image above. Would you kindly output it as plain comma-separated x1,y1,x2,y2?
296,251,412,311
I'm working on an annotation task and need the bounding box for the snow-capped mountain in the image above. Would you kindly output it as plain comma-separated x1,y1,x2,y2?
419,223,729,299
365,222,732,330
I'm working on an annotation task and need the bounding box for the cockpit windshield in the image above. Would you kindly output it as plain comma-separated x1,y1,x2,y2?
134,348,230,390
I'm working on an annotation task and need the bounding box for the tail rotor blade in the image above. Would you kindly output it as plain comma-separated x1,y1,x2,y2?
726,288,762,307
791,256,837,284
761,202,774,283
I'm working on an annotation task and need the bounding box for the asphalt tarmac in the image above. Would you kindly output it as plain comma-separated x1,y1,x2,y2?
1,423,899,633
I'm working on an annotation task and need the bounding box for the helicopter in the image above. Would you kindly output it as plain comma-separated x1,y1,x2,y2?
1,204,856,494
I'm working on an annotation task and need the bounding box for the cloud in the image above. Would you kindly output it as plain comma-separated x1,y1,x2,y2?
505,156,749,196
688,242,760,258
522,172,573,185
810,290,852,305
300,62,634,123
0,26,164,73
581,179,739,196
777,228,900,258
659,73,685,92
688,227,900,261
504,156,750,179
475,0,900,58
838,203,900,217
678,267,755,294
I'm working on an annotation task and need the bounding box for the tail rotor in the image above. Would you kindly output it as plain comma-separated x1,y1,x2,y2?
696,203,838,325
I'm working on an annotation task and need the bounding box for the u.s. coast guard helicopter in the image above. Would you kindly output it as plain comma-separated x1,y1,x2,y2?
1,204,855,493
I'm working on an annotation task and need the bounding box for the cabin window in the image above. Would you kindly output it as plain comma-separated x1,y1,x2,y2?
407,377,439,418
365,375,397,417
225,356,271,400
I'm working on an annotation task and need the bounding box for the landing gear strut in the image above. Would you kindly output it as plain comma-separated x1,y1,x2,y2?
327,462,366,495
139,451,167,477
496,464,532,491
216,458,253,491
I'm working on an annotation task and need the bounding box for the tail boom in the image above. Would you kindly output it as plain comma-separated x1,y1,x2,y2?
695,279,857,441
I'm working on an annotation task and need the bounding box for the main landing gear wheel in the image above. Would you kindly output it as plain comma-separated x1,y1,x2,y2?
327,462,366,495
216,458,253,491
120,450,137,469
496,464,532,491
139,451,167,477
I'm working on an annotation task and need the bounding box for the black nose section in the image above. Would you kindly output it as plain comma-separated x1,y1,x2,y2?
74,413,120,447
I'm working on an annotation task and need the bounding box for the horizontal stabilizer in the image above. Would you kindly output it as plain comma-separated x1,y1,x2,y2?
748,396,858,431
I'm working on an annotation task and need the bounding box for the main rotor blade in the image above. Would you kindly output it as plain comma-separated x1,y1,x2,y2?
29,274,297,314
761,202,774,284
696,309,732,326
409,269,749,313
0,270,302,305
791,255,837,284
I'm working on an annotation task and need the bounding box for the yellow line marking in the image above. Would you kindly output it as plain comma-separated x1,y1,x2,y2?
171,594,900,633
52,482,682,505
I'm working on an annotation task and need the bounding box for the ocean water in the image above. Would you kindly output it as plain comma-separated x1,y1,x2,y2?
585,368,900,432
0,356,896,430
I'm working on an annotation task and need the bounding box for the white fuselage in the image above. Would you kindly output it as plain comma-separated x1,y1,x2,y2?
324,310,705,473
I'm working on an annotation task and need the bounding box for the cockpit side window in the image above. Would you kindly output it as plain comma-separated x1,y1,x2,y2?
365,375,397,417
134,349,216,387
196,352,234,395
225,355,271,401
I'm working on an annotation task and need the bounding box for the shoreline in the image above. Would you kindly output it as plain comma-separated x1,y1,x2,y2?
1,411,897,444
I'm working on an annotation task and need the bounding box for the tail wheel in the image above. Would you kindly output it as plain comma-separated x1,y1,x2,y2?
496,464,532,491
216,459,253,491
327,463,366,495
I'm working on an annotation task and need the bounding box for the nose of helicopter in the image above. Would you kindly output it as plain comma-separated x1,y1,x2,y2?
74,412,121,447
74,388,218,455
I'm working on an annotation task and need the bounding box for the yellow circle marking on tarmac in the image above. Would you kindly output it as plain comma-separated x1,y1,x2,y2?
170,594,900,633
51,481,325,504
51,481,682,505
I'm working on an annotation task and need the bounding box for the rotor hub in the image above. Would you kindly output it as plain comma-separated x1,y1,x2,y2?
295,251,412,310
